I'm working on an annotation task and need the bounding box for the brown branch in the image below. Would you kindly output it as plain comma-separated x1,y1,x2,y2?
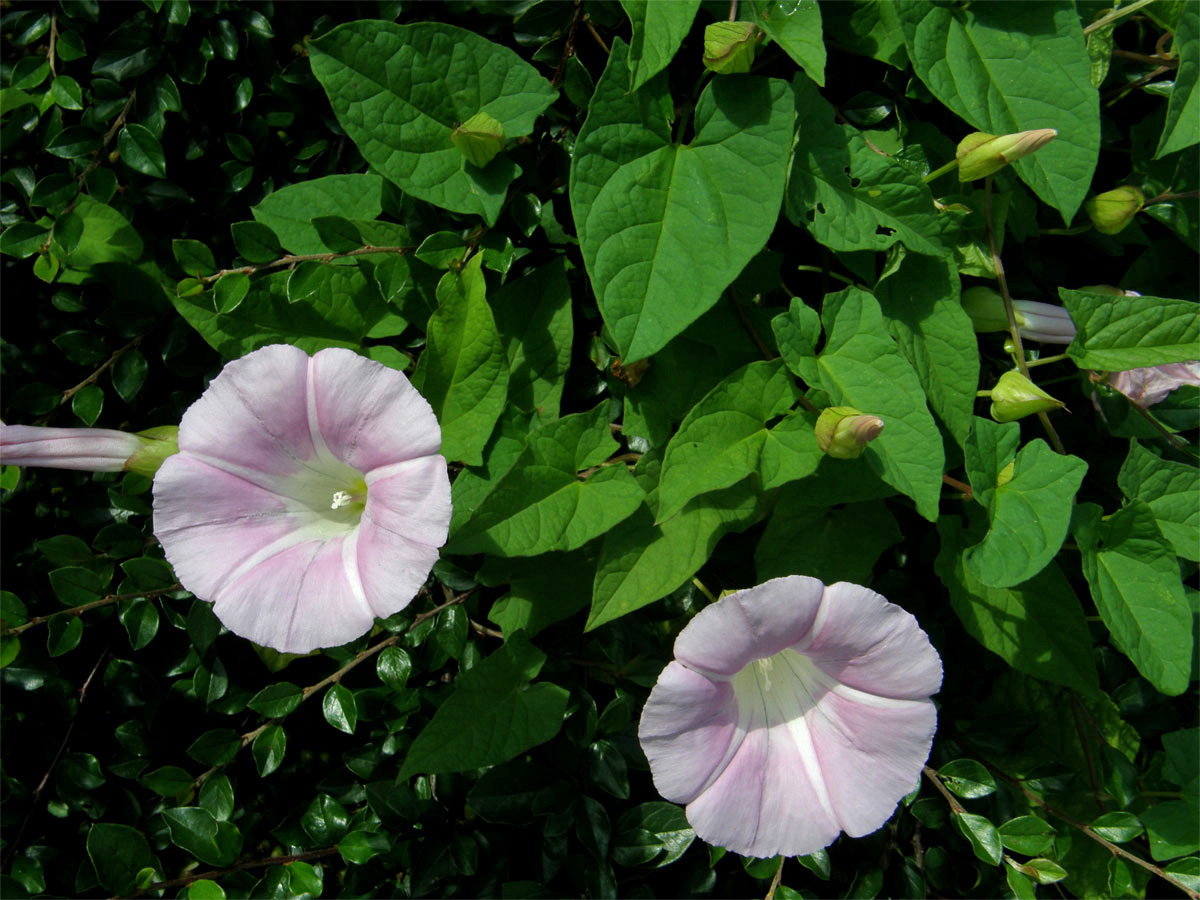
578,452,641,480
1111,48,1178,67
983,177,1066,454
469,618,504,640
764,855,784,900
114,846,341,900
2,583,181,636
1144,189,1200,205
922,766,968,816
76,91,136,188
1104,65,1171,107
550,1,584,88
196,245,416,285
59,334,144,408
941,474,974,501
583,15,609,55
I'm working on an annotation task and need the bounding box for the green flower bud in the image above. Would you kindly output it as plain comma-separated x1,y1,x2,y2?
1084,185,1144,235
126,425,180,478
815,406,885,459
450,111,505,169
956,129,1058,181
987,371,1066,423
702,21,762,74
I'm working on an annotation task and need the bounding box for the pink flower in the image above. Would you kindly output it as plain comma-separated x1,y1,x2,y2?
638,576,942,859
152,344,450,653
1108,362,1200,408
1,424,144,472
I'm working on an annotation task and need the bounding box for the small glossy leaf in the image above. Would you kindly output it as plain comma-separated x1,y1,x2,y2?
997,815,1056,856
954,811,1003,866
376,646,412,688
251,724,286,777
1091,811,1144,843
246,682,302,718
213,272,250,314
118,124,167,178
939,759,996,799
230,220,282,263
72,384,104,426
322,684,358,734
87,824,154,894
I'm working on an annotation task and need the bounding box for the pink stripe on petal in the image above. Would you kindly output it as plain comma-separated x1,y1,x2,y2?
177,344,316,476
310,348,442,471
802,582,943,700
674,576,824,676
638,662,739,804
213,537,375,653
355,514,441,621
0,424,141,471
364,455,452,548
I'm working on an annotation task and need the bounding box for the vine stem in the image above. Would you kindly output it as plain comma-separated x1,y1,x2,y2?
1082,0,1157,35
113,845,342,900
941,474,974,500
549,1,584,88
46,14,57,78
2,584,182,636
189,589,473,793
764,856,784,900
1145,188,1200,205
59,334,144,407
75,91,136,189
197,245,415,284
983,176,1066,454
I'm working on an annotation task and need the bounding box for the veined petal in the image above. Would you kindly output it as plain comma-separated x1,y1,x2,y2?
0,424,141,472
177,343,316,477
364,455,452,547
355,512,442,621
310,348,442,472
673,575,824,676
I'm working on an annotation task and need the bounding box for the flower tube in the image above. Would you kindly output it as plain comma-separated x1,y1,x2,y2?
0,424,178,475
638,576,942,859
961,286,1076,344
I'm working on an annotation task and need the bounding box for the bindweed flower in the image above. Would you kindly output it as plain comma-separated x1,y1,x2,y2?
987,370,1066,422
152,344,451,653
638,576,941,859
1084,185,1144,235
1108,362,1200,407
961,286,1076,344
702,21,762,74
450,111,505,169
956,129,1057,181
814,407,885,459
0,423,179,477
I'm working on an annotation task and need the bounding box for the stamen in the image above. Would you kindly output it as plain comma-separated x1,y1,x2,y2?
330,490,353,510
756,656,774,692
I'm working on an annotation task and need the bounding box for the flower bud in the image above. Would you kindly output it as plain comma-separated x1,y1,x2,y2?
450,111,505,169
702,21,762,74
127,426,180,477
0,423,179,475
1084,186,1144,235
815,406,885,459
987,371,1066,423
961,286,1076,344
956,129,1058,181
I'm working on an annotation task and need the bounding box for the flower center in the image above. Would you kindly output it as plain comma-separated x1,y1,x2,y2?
732,648,829,720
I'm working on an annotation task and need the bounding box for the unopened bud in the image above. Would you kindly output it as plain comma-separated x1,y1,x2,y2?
961,286,1075,344
127,426,180,477
1084,186,1144,235
702,21,762,74
815,406,885,459
956,129,1058,181
988,371,1066,423
450,111,505,169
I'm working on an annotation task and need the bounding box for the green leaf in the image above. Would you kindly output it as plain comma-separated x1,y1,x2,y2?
187,880,225,900
0,222,49,258
322,684,358,734
213,272,250,314
47,615,83,656
614,802,695,868
111,349,148,403
410,254,508,466
49,74,84,110
1142,802,1199,861
939,759,996,799
756,498,901,585
1075,501,1193,695
1118,441,1199,561
251,724,286,777
251,174,382,255
1091,811,1144,843
447,404,644,557
117,597,159,650
186,728,241,766
954,811,1003,866
198,774,234,822
1165,857,1200,893
787,77,949,256
619,0,700,90
62,196,143,269
172,239,216,278
1157,6,1199,158
246,682,302,718
589,473,767,630
1060,288,1200,370
376,646,411,688
657,360,816,521
876,251,978,445
1020,858,1068,885
338,830,390,865
491,259,573,421
309,21,556,224
46,125,102,159
998,815,1057,856
570,40,794,362
415,231,467,269
399,632,569,777
897,0,1099,221
86,824,154,894
302,794,350,845
935,518,1099,696
815,287,945,521
162,807,241,867
962,421,1088,588
118,124,166,178
481,548,597,639
743,0,825,85
230,220,282,263
141,765,192,797
311,215,362,253
72,383,104,426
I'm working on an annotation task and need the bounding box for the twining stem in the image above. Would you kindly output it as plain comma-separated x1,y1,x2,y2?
1024,352,1071,368
583,15,609,55
728,0,739,21
983,177,1067,454
114,846,342,900
941,474,974,500
2,584,182,636
189,589,473,793
765,856,784,900
1145,189,1200,204
198,245,416,284
795,264,864,288
1082,0,1157,36
578,452,641,480
691,577,718,605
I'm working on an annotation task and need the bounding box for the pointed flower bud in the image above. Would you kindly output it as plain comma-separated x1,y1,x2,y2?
815,406,885,459
450,111,505,169
702,21,762,74
987,371,1066,423
1084,185,1144,235
956,129,1058,181
961,286,1076,344
0,423,179,476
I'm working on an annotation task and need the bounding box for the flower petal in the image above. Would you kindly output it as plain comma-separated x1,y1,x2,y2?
177,343,316,477
799,581,943,700
212,535,375,653
0,424,141,472
638,662,739,804
673,576,824,676
310,348,442,472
